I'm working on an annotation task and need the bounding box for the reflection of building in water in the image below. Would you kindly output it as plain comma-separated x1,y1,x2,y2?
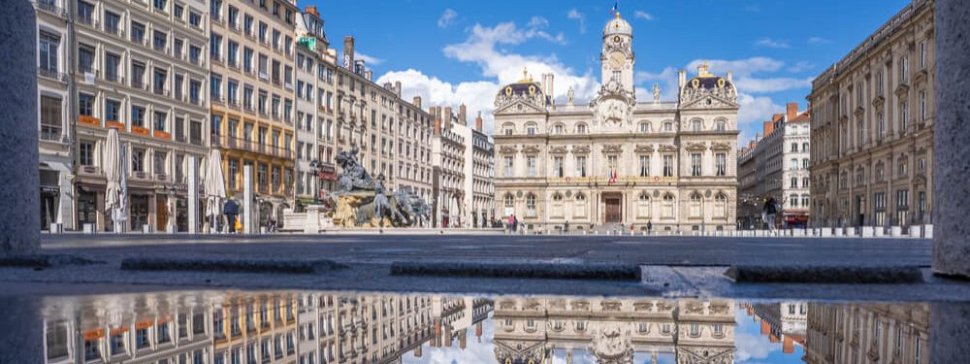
42,292,492,364
742,301,808,354
803,303,929,364
491,297,735,364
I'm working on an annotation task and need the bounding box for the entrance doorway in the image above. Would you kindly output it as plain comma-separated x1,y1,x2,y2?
603,194,622,223
156,196,169,231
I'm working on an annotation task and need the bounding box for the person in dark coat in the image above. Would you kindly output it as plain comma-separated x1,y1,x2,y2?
763,197,778,231
224,198,239,233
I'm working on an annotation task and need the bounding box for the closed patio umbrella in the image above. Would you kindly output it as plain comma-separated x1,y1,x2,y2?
203,149,227,233
103,129,128,232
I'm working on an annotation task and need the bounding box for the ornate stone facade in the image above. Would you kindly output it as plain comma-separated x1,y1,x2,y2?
493,14,739,233
809,0,934,229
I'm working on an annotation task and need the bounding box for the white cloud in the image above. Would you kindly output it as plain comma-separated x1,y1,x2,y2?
354,52,383,66
437,8,457,29
378,19,596,135
633,10,654,21
735,331,778,361
788,61,815,73
756,38,790,49
808,36,831,44
567,9,586,33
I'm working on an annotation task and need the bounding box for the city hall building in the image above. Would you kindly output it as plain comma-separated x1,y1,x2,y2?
493,13,740,233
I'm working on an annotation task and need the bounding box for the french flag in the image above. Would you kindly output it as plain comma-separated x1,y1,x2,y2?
610,1,619,16
608,167,617,185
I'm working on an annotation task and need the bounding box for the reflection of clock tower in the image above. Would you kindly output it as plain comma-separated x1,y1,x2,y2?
601,12,634,94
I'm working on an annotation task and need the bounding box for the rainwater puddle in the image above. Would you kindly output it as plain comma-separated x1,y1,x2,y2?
14,289,947,363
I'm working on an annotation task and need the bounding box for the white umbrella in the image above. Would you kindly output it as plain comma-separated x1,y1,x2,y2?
203,149,227,233
103,129,128,232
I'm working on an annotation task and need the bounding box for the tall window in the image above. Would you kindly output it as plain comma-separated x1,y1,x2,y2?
896,189,909,225
691,119,702,132
801,194,810,207
526,156,536,177
78,44,95,73
663,155,674,177
919,90,927,120
715,153,726,176
576,156,587,177
39,32,60,74
131,106,145,127
689,193,702,217
503,156,514,177
576,123,587,134
553,156,564,177
791,158,799,171
554,124,563,134
900,102,909,131
874,192,886,226
639,122,650,133
78,93,94,117
877,112,885,138
876,70,884,97
899,56,909,83
790,194,799,208
503,194,513,208
40,96,62,140
79,141,94,166
154,111,166,131
690,153,701,176
791,177,798,188
919,41,927,68
526,194,537,217
663,194,674,218
526,123,536,135
639,155,650,177
791,143,798,152
105,99,120,122
715,120,726,131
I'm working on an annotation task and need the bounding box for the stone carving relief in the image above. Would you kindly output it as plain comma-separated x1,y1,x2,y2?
589,325,634,364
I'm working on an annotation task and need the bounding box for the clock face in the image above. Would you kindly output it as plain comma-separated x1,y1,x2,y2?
609,52,625,70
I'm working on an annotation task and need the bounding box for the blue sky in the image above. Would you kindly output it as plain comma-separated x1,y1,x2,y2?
307,0,911,143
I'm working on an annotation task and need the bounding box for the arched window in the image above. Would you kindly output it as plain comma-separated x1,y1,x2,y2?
552,193,563,201
576,193,586,201
638,121,651,133
576,123,587,134
503,193,514,208
662,193,675,218
802,142,809,152
663,121,674,132
690,119,703,132
714,119,727,132
714,193,727,218
502,122,514,136
525,122,537,136
526,193,537,217
689,192,702,218
553,123,564,135
897,156,909,177
637,191,651,218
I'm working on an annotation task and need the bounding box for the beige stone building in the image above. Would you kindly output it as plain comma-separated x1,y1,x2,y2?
804,303,929,364
493,14,740,233
209,0,299,225
65,0,211,233
808,0,935,229
492,296,735,363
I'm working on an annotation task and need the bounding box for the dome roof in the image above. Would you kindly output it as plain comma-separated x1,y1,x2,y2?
685,64,735,90
497,81,543,98
603,13,632,36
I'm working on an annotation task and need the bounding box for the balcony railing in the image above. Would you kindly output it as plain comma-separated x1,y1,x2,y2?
34,0,67,17
219,136,292,159
40,126,62,141
38,67,67,82
76,12,96,27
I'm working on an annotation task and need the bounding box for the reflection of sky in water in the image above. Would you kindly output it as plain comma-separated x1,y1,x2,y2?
734,306,805,364
401,314,497,364
402,304,806,364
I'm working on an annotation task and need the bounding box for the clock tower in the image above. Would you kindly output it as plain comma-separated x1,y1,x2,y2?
601,12,634,94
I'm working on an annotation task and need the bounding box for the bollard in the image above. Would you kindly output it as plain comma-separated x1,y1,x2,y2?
861,226,874,238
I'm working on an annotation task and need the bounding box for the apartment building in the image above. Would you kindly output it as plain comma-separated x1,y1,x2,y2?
809,0,935,229
430,106,466,228
209,0,298,226
63,0,211,233
458,111,496,228
736,103,811,229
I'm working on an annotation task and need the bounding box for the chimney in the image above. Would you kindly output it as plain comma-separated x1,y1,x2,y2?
343,36,355,69
678,69,687,89
772,113,784,123
542,73,554,97
763,121,775,136
434,114,442,136
394,81,402,97
414,345,422,358
783,335,794,354
413,96,422,109
458,104,467,124
444,106,453,130
727,71,733,82
786,102,799,121
305,6,319,18
475,111,483,132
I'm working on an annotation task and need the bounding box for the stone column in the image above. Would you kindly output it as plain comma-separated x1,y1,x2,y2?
933,0,970,279
243,165,253,234
187,156,198,233
0,2,39,254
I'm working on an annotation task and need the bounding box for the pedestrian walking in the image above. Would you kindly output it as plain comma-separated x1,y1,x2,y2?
647,220,653,235
224,198,239,233
763,197,778,231
512,215,519,234
508,214,515,234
